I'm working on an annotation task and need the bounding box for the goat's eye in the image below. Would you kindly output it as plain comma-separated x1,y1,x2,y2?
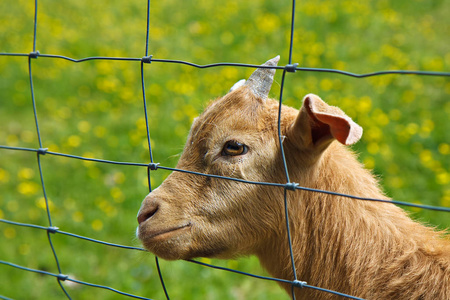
222,140,248,156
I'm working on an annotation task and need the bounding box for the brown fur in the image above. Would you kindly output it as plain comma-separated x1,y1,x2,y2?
137,87,450,299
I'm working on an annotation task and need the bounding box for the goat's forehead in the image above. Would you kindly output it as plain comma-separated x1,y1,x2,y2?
189,109,253,139
192,97,267,134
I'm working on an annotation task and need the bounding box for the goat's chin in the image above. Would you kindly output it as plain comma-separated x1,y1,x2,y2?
142,239,233,261
140,237,193,261
138,225,231,261
142,242,231,261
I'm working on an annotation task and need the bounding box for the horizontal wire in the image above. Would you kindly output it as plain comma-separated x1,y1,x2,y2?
1,144,449,212
1,52,449,78
0,219,146,251
0,216,363,300
0,260,153,300
0,217,362,299
0,145,148,167
187,260,364,300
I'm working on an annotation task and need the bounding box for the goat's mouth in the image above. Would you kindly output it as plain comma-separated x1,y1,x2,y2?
139,222,192,242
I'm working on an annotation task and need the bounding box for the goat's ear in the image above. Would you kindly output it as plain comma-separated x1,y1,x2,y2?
286,94,362,151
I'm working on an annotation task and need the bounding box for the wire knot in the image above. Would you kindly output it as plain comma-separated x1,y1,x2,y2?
285,182,299,191
292,280,307,288
37,148,49,155
47,226,59,234
148,163,160,171
57,274,69,281
29,51,40,59
141,55,153,64
285,63,298,73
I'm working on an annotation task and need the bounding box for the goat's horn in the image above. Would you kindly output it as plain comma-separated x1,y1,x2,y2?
245,55,280,99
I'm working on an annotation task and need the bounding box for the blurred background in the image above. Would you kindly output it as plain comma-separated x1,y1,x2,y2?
0,0,449,299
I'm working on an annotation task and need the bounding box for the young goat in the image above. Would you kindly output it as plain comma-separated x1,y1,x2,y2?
137,57,450,299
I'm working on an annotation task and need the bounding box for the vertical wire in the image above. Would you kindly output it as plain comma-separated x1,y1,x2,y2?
141,0,170,298
38,152,71,299
29,1,71,298
140,62,154,166
141,59,171,300
145,0,151,57
278,0,299,298
277,70,299,300
28,57,42,148
155,256,170,300
32,0,37,52
288,0,296,65
140,0,155,166
277,70,291,184
284,189,298,300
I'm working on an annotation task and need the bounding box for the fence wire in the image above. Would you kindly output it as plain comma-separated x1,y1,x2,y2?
0,0,449,300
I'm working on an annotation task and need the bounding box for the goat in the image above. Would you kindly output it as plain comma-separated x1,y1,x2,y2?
137,56,450,299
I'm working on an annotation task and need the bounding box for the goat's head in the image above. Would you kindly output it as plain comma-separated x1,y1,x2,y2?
137,56,362,260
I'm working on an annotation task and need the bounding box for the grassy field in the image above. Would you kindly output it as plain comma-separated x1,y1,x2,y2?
0,0,449,299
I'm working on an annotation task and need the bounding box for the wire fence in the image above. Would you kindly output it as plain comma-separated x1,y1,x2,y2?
1,0,449,299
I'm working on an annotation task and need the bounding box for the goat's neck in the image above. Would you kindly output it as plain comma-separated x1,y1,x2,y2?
257,145,449,299
256,145,394,297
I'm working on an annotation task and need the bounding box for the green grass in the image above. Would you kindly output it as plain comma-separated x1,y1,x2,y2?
0,0,449,299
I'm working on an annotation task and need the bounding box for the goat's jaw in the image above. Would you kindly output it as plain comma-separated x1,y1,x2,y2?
137,220,234,260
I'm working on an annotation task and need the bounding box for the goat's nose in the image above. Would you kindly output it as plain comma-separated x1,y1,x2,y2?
137,202,159,224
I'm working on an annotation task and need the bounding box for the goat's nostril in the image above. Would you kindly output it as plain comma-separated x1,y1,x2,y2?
137,203,159,224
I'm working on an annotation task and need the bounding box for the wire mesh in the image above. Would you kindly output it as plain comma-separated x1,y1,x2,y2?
0,0,449,299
